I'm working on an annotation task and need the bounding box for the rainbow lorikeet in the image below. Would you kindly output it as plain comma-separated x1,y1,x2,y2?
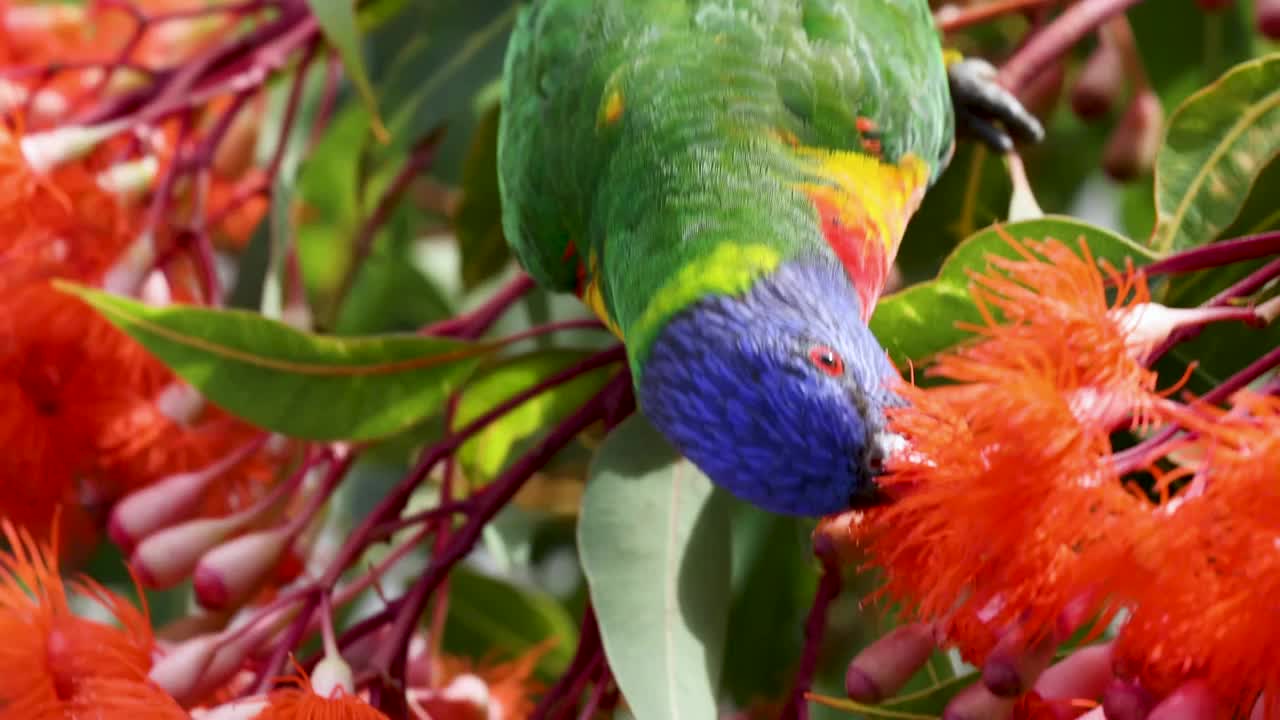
497,0,1042,516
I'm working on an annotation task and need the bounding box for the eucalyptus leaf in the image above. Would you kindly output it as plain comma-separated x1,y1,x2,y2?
1151,53,1280,252
872,216,1160,366
579,413,732,720
441,566,578,678
61,284,490,441
454,349,622,485
306,0,389,140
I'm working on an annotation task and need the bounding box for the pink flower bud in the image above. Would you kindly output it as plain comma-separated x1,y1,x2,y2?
152,629,262,707
96,156,158,198
193,526,293,611
1071,39,1125,120
189,698,268,720
109,443,256,552
1103,89,1163,182
19,121,127,173
1111,302,1261,351
150,634,220,701
131,513,252,588
310,653,356,698
1261,0,1280,38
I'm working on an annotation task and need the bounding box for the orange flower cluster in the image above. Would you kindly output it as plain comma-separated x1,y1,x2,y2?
0,0,272,551
822,234,1280,718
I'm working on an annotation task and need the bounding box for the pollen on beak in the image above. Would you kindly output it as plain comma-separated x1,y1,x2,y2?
848,432,910,510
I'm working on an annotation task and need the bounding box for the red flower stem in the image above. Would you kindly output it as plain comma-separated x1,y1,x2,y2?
936,0,1060,33
79,2,311,125
264,38,319,180
369,372,630,718
574,661,614,720
1142,231,1280,276
1115,343,1280,473
530,604,603,720
780,537,844,720
325,127,447,329
367,498,474,542
308,50,343,153
318,345,624,590
426,395,462,683
421,272,539,340
998,0,1147,94
1144,256,1280,365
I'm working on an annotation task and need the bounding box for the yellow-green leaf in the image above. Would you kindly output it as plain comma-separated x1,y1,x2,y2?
61,283,490,441
1151,53,1280,252
454,349,621,485
307,0,389,142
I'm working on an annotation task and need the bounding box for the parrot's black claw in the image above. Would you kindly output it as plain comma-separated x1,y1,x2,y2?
948,58,1045,153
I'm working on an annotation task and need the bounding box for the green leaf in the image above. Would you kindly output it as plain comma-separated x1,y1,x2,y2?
373,0,517,160
579,413,732,720
455,104,511,290
333,205,454,335
899,143,1012,285
306,0,389,141
721,504,814,707
871,216,1160,366
441,566,578,678
1151,53,1280,252
60,284,490,441
454,349,622,485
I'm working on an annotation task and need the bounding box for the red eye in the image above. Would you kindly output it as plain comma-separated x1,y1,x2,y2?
808,345,845,377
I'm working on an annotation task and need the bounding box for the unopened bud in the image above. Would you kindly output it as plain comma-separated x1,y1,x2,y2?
1111,302,1261,351
102,233,157,296
1019,59,1065,121
4,3,84,32
0,80,27,114
193,525,293,610
131,512,255,588
152,629,260,707
212,104,263,179
1103,89,1163,182
310,653,356,698
154,381,206,426
19,121,127,174
149,634,220,701
189,698,268,720
1261,0,1280,39
1071,39,1125,120
845,623,937,703
109,442,259,552
96,156,158,198
31,90,68,120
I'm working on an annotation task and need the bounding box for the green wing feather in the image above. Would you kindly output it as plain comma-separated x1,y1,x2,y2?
498,0,953,373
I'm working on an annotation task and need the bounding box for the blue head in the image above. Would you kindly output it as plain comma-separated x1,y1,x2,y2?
637,256,904,517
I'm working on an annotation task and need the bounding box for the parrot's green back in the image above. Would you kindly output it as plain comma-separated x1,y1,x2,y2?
498,0,954,376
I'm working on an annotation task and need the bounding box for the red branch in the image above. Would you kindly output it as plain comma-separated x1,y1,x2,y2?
998,0,1147,94
780,537,844,720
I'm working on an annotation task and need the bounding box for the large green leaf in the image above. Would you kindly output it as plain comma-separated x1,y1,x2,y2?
720,504,814,707
871,216,1160,366
1151,53,1280,252
61,285,490,441
455,104,512,291
306,0,389,141
579,414,732,720
441,566,578,679
453,349,622,485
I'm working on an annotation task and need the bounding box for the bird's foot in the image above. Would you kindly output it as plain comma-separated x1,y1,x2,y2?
948,57,1045,154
